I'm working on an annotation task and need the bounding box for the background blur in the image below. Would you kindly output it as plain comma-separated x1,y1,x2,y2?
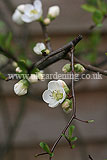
0,0,107,160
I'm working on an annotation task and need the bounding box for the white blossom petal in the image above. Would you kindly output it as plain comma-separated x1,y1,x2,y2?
17,4,25,13
34,0,42,10
33,43,46,55
42,90,54,103
21,14,34,23
12,9,23,25
24,4,34,16
49,101,59,108
48,81,62,92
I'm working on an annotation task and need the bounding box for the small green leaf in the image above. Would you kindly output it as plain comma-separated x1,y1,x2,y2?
92,10,103,25
72,144,75,149
40,142,51,155
50,153,54,157
68,125,75,138
18,61,27,74
88,120,94,123
0,72,6,80
5,32,12,49
70,136,78,142
81,4,97,13
105,53,107,56
31,67,40,74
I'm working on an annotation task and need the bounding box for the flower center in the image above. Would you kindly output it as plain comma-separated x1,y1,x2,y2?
30,9,38,15
52,90,63,101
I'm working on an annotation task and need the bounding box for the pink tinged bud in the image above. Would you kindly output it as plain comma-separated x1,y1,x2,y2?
44,18,51,25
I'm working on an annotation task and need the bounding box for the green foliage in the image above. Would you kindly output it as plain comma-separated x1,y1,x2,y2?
62,125,78,149
39,142,53,157
75,31,101,63
81,0,107,27
92,10,103,26
81,4,97,13
17,60,28,74
88,120,94,123
68,125,75,138
31,67,40,74
0,72,6,80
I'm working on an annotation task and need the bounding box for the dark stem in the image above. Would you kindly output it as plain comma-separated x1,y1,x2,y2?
40,22,52,52
89,155,94,160
74,57,107,76
70,48,76,116
49,47,77,160
75,117,89,124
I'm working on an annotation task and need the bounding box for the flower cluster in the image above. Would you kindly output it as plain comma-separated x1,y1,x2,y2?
62,63,85,73
13,63,44,96
12,0,60,25
12,0,42,24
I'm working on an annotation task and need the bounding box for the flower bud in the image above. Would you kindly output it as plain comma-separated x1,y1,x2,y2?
17,4,25,13
12,9,24,25
62,64,71,73
33,43,46,55
16,67,22,73
0,55,8,67
28,74,38,83
12,61,18,68
45,49,50,55
14,80,29,96
58,80,69,94
48,6,60,19
44,18,51,25
74,64,85,73
62,99,72,114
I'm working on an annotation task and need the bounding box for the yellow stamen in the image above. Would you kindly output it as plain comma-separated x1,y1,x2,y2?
30,10,38,14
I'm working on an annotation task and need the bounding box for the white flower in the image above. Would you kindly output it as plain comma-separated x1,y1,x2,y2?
16,67,22,73
14,80,28,96
42,80,66,108
21,0,42,23
33,43,46,55
12,9,24,25
28,74,38,83
48,6,60,18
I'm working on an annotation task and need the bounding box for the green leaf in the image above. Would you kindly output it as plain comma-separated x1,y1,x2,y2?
105,53,107,56
17,61,27,74
5,32,12,49
68,125,75,138
70,136,78,142
97,0,107,15
88,120,94,123
72,144,76,149
81,4,97,13
40,142,51,155
92,10,103,25
0,72,6,80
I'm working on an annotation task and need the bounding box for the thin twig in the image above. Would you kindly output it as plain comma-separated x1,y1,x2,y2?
89,155,94,160
74,57,107,76
49,47,77,160
40,22,52,52
0,46,18,63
